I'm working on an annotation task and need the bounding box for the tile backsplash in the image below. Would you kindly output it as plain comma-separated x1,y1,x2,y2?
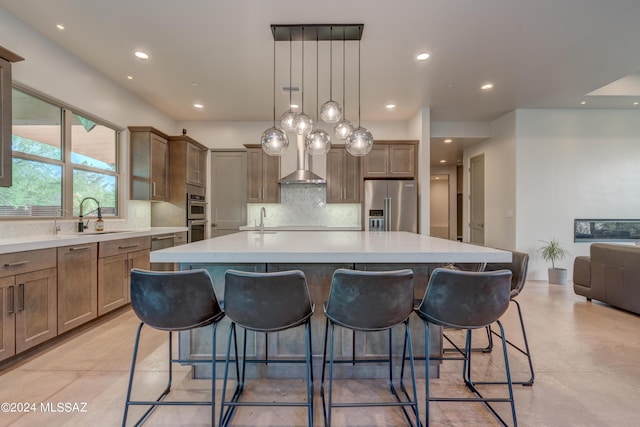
247,185,361,228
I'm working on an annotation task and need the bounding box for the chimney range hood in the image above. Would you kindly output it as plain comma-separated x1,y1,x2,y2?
279,134,325,184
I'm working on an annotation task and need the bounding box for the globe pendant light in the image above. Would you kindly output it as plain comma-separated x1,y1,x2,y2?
335,35,354,140
295,27,313,136
320,27,342,124
280,33,297,132
346,38,373,156
261,36,289,156
306,33,331,155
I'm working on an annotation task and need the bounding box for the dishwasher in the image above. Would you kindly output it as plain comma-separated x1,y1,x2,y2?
150,231,187,271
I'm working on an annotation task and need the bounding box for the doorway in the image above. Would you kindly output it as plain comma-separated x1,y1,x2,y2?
430,174,449,238
469,154,485,245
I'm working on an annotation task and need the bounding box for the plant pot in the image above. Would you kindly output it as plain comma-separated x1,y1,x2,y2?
548,268,568,285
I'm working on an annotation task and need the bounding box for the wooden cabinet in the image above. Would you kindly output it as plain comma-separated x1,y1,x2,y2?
0,46,24,188
97,236,150,315
57,243,98,333
245,145,280,203
0,249,57,361
129,126,170,201
168,135,208,192
187,142,207,186
326,146,361,203
363,141,417,178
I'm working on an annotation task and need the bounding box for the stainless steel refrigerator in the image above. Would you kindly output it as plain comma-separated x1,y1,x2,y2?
364,180,418,232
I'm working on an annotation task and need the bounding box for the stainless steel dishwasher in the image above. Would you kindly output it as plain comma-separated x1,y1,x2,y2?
150,231,187,271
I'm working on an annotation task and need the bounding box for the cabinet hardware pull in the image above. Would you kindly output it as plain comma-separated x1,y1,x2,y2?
17,283,25,311
8,285,15,314
4,260,29,268
118,244,139,250
152,235,175,241
152,182,156,196
70,246,91,251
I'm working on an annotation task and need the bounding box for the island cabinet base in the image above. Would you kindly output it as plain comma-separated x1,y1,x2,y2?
175,262,469,380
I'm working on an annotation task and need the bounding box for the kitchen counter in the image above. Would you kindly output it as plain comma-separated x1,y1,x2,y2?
238,225,361,231
0,226,188,254
151,230,510,264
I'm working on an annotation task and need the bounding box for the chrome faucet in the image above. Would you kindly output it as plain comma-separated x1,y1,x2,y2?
78,197,101,232
259,207,267,234
53,208,69,235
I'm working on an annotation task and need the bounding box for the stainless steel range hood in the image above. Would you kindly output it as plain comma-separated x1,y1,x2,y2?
279,134,325,184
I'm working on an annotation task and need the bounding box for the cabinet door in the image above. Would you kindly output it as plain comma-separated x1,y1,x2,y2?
150,133,169,200
326,148,344,202
15,268,57,353
262,152,280,202
57,244,98,333
388,144,415,177
0,57,12,187
246,148,263,202
0,276,16,362
343,150,361,202
187,144,207,186
363,145,389,177
98,254,128,316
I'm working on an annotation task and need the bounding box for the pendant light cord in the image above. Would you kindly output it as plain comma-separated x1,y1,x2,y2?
342,34,346,115
301,27,305,114
329,26,333,101
288,33,292,109
272,37,276,127
358,38,361,127
316,33,320,121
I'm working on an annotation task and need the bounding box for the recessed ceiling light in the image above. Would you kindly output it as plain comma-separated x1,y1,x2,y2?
193,103,204,109
416,53,430,61
191,82,199,87
127,75,133,80
440,160,446,163
481,83,494,91
56,24,65,30
580,101,587,105
291,104,299,109
385,104,396,110
444,139,452,143
134,51,149,60
634,102,639,106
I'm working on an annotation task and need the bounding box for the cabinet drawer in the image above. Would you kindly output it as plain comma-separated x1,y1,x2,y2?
174,231,188,245
98,236,151,258
0,249,57,278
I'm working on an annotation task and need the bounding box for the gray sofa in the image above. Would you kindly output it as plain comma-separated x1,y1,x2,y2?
573,243,640,315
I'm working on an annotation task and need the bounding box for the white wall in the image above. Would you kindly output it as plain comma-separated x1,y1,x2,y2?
409,108,431,235
515,109,640,279
431,165,458,239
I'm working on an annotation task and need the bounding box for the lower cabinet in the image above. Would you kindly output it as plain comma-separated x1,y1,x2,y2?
57,243,98,333
0,248,57,362
98,237,150,316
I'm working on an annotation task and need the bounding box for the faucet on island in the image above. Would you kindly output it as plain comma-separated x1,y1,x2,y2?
78,197,102,232
259,207,267,234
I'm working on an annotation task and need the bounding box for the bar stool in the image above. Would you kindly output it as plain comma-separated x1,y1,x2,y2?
321,268,420,427
219,269,314,427
413,268,517,426
123,268,225,427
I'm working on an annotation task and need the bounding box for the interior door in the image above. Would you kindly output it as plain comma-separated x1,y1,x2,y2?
211,151,247,237
469,154,485,245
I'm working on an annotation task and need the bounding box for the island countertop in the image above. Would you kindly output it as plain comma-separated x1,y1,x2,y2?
150,231,511,264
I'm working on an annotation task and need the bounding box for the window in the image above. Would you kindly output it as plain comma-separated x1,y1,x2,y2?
0,87,120,218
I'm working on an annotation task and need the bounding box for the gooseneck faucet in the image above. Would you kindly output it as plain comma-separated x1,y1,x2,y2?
259,207,267,234
78,197,101,232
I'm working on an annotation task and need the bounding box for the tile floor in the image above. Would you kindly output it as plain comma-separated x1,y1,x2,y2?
1,280,639,426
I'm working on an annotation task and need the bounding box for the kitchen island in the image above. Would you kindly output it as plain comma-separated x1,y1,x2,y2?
151,231,511,379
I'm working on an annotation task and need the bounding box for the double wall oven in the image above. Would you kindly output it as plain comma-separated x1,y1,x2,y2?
186,184,207,242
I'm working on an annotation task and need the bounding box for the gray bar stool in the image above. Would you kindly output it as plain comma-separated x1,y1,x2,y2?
413,268,517,426
321,268,420,427
219,269,315,427
123,268,225,427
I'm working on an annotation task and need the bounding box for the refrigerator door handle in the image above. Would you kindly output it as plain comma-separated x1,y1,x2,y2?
384,197,391,231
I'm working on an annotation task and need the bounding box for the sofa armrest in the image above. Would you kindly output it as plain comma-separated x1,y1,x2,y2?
573,256,591,297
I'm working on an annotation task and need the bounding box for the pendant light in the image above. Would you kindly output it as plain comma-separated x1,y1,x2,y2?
335,34,354,141
280,32,297,132
345,38,373,156
320,27,342,124
294,27,313,136
260,36,289,156
306,32,331,155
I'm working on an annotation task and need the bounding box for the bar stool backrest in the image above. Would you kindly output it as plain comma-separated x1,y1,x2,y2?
325,268,415,331
224,269,313,332
483,250,529,298
130,268,223,331
416,268,512,329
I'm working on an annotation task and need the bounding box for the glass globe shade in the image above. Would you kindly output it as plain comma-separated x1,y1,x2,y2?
305,129,331,155
260,127,289,156
320,100,342,124
345,127,374,156
280,110,297,132
294,113,313,136
334,119,354,141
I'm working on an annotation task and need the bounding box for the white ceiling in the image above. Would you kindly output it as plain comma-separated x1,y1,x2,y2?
2,0,640,166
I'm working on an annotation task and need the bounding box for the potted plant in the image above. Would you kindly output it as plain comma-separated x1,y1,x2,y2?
538,239,570,285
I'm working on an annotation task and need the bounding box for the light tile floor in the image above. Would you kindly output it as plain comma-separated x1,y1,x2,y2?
1,281,639,426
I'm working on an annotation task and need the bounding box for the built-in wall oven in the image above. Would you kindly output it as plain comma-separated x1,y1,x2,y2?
186,184,207,242
187,219,207,243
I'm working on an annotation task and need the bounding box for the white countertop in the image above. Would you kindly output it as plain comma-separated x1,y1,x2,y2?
239,225,361,231
0,227,188,254
151,231,511,264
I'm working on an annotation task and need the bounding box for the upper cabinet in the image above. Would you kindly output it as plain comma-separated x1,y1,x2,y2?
363,141,418,179
129,127,169,201
245,145,280,203
326,146,361,203
168,135,208,192
0,46,25,188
